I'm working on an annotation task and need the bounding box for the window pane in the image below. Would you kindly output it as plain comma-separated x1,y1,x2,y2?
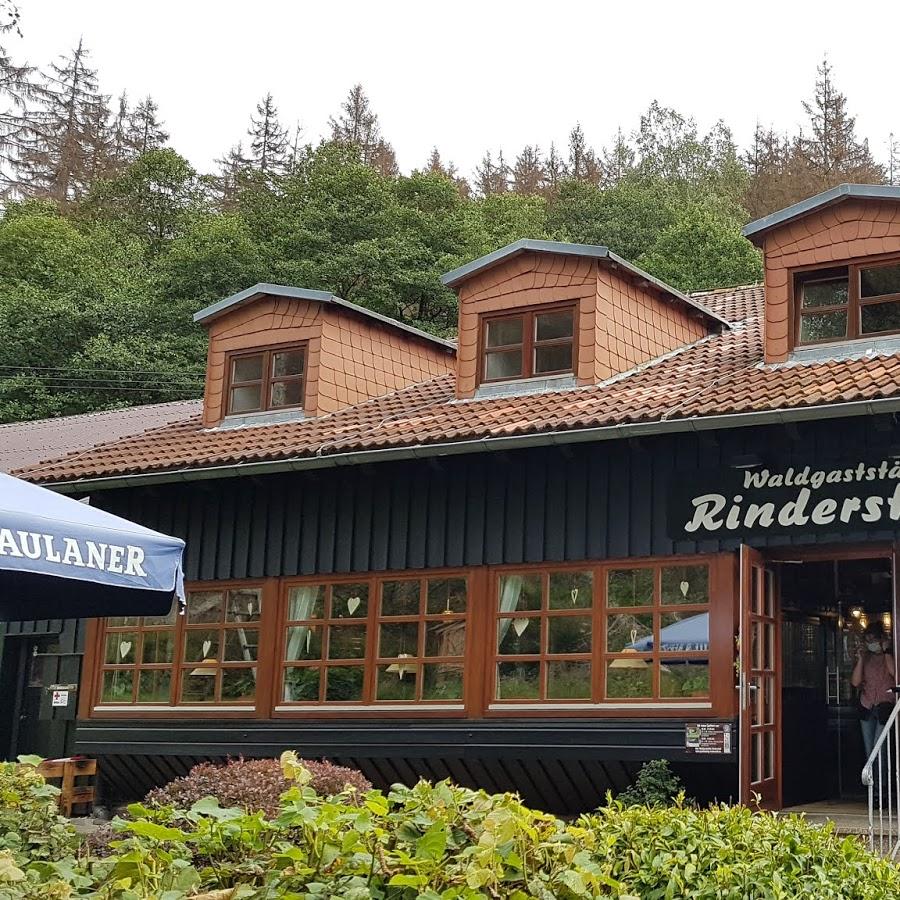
285,625,322,661
273,349,304,377
105,632,137,664
270,380,304,408
137,670,171,703
496,661,540,699
226,589,262,622
498,616,540,655
224,628,259,661
425,620,466,657
187,591,223,624
861,263,900,299
423,662,463,700
143,604,177,627
184,630,219,663
379,621,419,658
606,661,652,698
381,580,420,617
661,565,709,605
548,616,591,654
486,316,523,347
549,571,593,610
327,624,366,659
801,278,848,309
332,583,368,619
660,661,710,698
498,574,541,612
232,354,263,382
283,667,320,702
221,667,256,701
229,385,262,413
534,343,573,374
426,577,467,614
607,613,652,652
181,671,216,703
107,616,139,627
799,310,847,342
862,299,900,335
325,666,364,701
376,664,417,700
484,349,523,380
535,309,574,341
659,611,710,652
547,661,591,699
140,631,173,664
607,568,654,608
288,585,324,621
101,669,133,702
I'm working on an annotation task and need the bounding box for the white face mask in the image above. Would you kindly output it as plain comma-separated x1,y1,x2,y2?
867,641,883,653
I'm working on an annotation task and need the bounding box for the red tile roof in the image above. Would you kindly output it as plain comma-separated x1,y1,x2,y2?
17,285,900,486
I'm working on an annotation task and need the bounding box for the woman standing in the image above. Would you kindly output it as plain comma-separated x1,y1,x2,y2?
851,622,896,761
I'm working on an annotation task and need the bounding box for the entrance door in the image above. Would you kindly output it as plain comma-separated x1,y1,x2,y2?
740,546,782,808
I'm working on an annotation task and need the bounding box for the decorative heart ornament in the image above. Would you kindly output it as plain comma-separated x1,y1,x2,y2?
202,639,212,658
512,618,529,637
347,596,361,616
571,588,579,606
680,581,690,598
118,640,132,660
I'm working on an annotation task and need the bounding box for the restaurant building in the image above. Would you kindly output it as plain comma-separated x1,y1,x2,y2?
13,183,900,812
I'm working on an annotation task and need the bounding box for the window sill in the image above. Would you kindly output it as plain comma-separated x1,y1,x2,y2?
211,408,307,430
94,705,255,713
789,334,900,364
472,373,577,401
488,701,713,712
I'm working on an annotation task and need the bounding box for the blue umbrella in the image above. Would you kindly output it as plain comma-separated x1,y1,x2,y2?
0,472,184,620
629,612,710,652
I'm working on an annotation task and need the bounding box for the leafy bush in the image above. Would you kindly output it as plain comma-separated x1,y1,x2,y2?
144,756,371,816
2,753,900,898
615,759,688,807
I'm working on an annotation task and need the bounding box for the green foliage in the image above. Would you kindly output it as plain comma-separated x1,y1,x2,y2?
1,759,899,898
615,759,688,808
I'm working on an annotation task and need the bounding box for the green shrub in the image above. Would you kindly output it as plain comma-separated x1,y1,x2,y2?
615,758,688,807
144,756,372,816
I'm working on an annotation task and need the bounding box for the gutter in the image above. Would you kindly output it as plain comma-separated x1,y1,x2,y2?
45,395,900,494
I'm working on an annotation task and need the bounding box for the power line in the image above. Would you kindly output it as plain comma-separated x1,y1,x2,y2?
0,364,204,378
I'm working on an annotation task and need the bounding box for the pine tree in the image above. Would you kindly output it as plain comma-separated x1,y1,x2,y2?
14,39,109,204
543,142,566,196
888,133,900,186
247,92,288,174
511,145,546,195
126,95,168,156
287,121,306,173
475,149,509,196
600,128,635,186
213,141,251,210
567,124,602,184
742,123,793,218
109,91,130,167
795,58,884,188
425,146,457,179
329,83,398,174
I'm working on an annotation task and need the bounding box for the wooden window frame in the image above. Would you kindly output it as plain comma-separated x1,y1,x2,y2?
225,343,307,416
478,303,577,385
793,254,900,348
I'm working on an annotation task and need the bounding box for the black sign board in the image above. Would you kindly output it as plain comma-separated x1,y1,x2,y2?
667,458,900,541
685,722,732,755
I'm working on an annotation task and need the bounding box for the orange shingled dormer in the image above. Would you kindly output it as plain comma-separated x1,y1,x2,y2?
441,240,728,400
193,284,456,428
743,184,900,364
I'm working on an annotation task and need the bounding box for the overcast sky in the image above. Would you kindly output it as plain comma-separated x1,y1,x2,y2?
11,1,899,177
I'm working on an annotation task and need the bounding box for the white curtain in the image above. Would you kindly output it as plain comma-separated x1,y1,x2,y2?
285,586,320,661
497,575,525,644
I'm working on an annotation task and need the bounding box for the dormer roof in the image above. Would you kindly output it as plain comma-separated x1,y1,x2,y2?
441,239,730,329
742,183,900,245
193,282,456,353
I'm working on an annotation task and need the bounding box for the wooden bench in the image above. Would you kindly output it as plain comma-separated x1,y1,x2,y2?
37,758,96,817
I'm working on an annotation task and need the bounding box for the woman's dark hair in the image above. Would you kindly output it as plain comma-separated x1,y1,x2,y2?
863,621,885,639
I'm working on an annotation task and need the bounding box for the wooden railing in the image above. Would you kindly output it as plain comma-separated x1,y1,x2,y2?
37,757,96,817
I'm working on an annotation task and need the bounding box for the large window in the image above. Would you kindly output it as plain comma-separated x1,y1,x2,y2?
480,306,575,383
97,587,263,706
281,575,468,705
796,258,900,345
493,562,710,703
227,345,306,415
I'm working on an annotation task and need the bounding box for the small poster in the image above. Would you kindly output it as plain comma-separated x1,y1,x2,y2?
685,722,732,754
51,690,69,708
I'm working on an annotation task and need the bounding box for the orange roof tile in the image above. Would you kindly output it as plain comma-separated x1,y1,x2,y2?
17,285,900,485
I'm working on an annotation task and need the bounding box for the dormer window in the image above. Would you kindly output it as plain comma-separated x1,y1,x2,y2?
796,257,900,346
480,305,575,384
227,345,306,415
